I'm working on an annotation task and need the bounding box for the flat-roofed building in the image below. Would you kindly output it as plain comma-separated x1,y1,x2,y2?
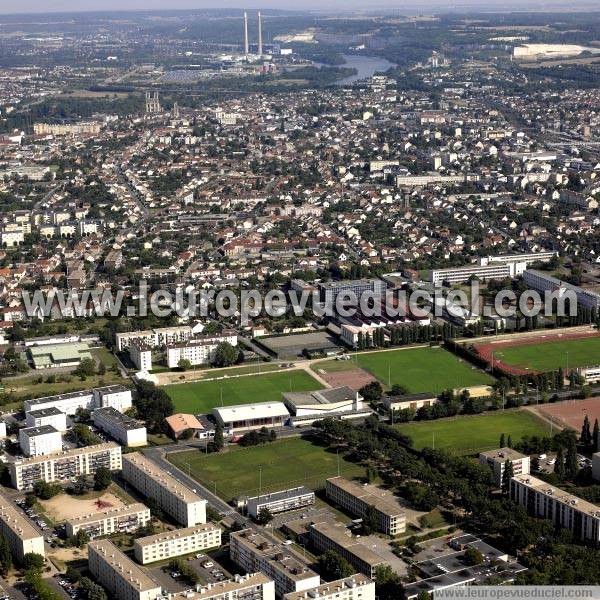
10,442,122,491
168,573,275,600
88,539,161,600
479,448,530,487
283,387,366,424
93,407,147,447
309,520,386,578
66,503,151,539
230,529,320,597
212,402,290,432
25,407,68,432
382,392,438,413
283,575,375,600
23,385,132,416
166,331,238,368
19,425,62,457
122,453,206,527
510,475,600,543
0,490,45,561
130,340,153,372
326,477,406,535
134,522,221,564
523,269,600,311
28,342,93,369
246,487,315,519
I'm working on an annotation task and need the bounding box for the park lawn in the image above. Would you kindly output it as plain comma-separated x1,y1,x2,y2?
169,437,364,502
495,336,600,372
163,370,323,414
396,410,550,455
356,347,494,393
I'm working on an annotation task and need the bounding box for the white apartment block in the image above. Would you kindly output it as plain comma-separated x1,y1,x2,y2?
283,576,376,600
19,425,62,457
511,475,600,543
10,442,122,491
166,331,238,369
23,385,132,416
479,448,530,488
88,539,162,600
134,523,222,564
92,407,147,447
122,453,207,527
115,324,203,351
0,490,45,561
25,407,68,432
326,477,406,535
66,503,151,539
167,573,275,600
130,340,153,371
34,122,102,136
523,269,600,311
230,529,320,597
246,487,315,519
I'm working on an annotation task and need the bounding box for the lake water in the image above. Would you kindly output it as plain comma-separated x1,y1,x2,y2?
336,54,396,85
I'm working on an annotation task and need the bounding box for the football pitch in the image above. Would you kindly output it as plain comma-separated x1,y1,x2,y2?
168,437,364,501
163,370,323,414
396,410,550,454
493,336,600,372
355,347,494,393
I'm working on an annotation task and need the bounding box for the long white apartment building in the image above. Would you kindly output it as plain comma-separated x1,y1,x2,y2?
246,486,315,519
23,385,132,416
115,324,204,351
479,448,530,488
92,407,147,447
0,490,45,561
523,269,600,310
10,442,122,491
66,503,151,539
326,476,406,535
166,573,275,600
134,522,221,564
230,529,320,597
283,576,375,600
122,453,206,527
166,331,238,368
19,425,62,457
510,475,600,543
25,406,68,432
429,251,557,285
88,539,162,600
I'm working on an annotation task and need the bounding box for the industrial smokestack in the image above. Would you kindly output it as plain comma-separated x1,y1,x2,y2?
258,12,263,57
244,12,249,56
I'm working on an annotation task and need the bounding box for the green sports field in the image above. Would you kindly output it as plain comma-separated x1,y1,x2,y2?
168,437,363,501
396,410,550,454
356,347,494,393
494,336,600,372
163,370,323,414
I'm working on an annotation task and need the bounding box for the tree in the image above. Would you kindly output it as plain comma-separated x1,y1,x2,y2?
80,577,108,600
68,529,90,549
359,381,383,404
499,433,505,448
134,381,174,433
256,507,274,525
464,546,484,566
362,505,380,535
593,419,600,452
213,423,224,452
581,415,592,450
212,342,238,367
178,359,192,371
374,564,404,600
23,552,44,573
565,441,579,480
317,550,354,580
33,480,61,500
74,357,96,378
554,447,565,481
501,459,514,495
0,535,12,575
94,466,112,491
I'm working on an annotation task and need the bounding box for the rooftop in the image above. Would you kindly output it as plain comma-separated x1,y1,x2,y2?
283,575,373,600
93,406,145,431
479,447,528,463
213,401,290,423
135,522,220,547
168,573,272,599
12,442,119,467
0,490,42,541
20,424,60,438
67,502,149,526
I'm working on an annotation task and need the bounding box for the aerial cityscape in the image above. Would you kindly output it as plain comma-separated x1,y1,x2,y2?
0,4,600,599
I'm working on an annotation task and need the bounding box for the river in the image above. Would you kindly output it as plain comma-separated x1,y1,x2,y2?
335,54,396,85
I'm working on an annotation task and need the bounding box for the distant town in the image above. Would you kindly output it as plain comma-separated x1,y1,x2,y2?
0,6,599,600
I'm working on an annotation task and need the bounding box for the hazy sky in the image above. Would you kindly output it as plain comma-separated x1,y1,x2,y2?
1,0,598,15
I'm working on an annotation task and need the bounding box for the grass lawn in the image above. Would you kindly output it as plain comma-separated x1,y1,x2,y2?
168,437,364,501
354,347,494,393
164,370,323,414
396,410,550,454
495,336,600,372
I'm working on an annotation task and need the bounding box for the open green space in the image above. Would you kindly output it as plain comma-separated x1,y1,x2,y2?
329,347,494,393
396,409,550,454
163,370,323,414
493,336,600,372
168,437,363,501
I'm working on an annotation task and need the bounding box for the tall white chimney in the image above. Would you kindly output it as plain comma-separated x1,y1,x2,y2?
244,12,249,56
258,12,263,57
